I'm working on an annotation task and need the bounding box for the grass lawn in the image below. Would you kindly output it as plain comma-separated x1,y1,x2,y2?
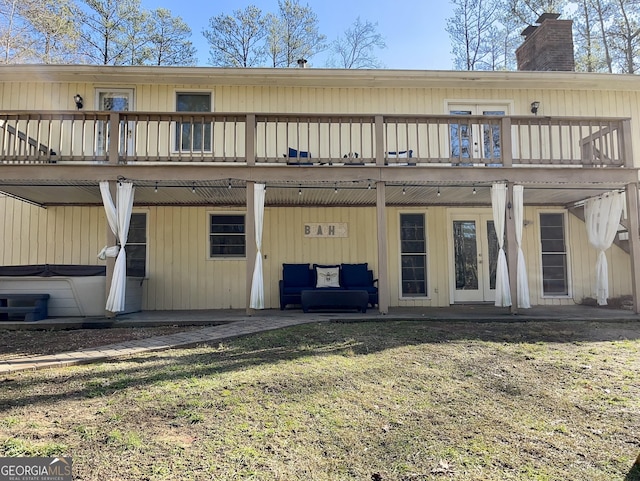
1,320,639,480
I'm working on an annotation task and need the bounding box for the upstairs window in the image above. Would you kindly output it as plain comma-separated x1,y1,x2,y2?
176,92,212,152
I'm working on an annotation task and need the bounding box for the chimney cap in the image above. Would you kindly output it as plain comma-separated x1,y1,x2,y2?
521,12,562,36
536,12,561,23
297,58,308,68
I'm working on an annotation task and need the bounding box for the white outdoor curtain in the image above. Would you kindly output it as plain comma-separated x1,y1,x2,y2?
249,183,266,309
491,183,512,307
513,185,530,308
98,181,135,313
584,191,625,306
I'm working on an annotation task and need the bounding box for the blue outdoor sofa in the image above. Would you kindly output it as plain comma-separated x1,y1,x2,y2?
279,263,378,310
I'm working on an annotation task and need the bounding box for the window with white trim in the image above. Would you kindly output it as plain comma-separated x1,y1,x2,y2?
539,212,568,295
209,214,246,258
176,92,212,152
400,213,428,296
126,212,147,277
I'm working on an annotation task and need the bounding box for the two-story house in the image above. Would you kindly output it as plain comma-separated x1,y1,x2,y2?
1,15,639,318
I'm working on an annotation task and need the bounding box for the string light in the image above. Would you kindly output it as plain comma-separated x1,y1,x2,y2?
402,184,406,195
334,183,338,194
298,185,302,196
228,179,232,189
192,182,196,193
472,186,477,195
154,182,158,193
437,186,441,197
367,181,372,190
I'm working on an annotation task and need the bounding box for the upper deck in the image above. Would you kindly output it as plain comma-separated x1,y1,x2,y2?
0,111,632,168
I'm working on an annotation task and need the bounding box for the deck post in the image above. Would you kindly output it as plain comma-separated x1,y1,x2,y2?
246,181,256,315
622,120,633,168
506,182,518,314
376,181,389,314
501,117,513,167
375,115,384,166
625,183,640,313
108,112,119,164
246,114,256,166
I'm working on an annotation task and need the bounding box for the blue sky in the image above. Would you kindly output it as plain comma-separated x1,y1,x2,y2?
140,0,456,69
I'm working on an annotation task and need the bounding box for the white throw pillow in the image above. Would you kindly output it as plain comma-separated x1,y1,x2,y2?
316,266,340,288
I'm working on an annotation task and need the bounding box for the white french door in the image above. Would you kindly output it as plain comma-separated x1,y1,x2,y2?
449,210,499,303
96,89,135,157
448,103,508,164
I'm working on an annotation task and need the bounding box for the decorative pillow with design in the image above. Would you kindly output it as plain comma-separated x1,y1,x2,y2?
315,266,340,288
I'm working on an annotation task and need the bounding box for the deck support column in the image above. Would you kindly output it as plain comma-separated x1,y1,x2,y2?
506,182,518,314
246,181,256,315
625,183,640,314
104,181,117,318
376,181,389,314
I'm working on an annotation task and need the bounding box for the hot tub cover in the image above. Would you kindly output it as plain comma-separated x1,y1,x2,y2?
0,264,106,277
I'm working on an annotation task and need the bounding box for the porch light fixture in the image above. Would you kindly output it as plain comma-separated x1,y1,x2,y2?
73,94,83,110
530,101,540,115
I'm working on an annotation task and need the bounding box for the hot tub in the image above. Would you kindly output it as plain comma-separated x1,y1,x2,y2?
0,264,142,317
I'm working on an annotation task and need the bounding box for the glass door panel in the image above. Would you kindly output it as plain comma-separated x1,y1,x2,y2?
96,89,134,157
450,212,498,303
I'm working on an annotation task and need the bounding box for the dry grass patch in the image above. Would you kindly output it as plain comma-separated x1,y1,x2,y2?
1,320,639,480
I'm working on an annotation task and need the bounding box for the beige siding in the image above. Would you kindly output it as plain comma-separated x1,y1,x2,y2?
521,206,631,306
4,81,639,166
3,82,639,120
0,196,105,266
0,196,633,310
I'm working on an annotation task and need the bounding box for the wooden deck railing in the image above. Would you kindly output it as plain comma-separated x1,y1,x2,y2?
0,111,632,168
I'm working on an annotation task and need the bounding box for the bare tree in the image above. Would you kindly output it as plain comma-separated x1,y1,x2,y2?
328,17,385,68
19,0,80,63
589,0,614,72
120,6,149,65
504,0,568,23
267,0,326,67
571,0,609,71
148,8,196,66
447,0,501,70
203,5,267,67
0,0,40,63
78,0,141,65
609,0,640,73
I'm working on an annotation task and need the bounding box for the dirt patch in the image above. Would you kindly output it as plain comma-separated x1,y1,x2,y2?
0,325,206,361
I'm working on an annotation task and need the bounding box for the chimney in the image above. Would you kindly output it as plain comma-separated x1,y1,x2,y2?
516,13,575,71
297,58,308,68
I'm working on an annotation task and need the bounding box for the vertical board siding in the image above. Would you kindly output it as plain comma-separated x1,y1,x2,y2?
0,196,105,266
0,196,633,310
3,81,638,120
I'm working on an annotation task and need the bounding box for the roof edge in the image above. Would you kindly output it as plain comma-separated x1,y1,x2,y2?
0,64,637,91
